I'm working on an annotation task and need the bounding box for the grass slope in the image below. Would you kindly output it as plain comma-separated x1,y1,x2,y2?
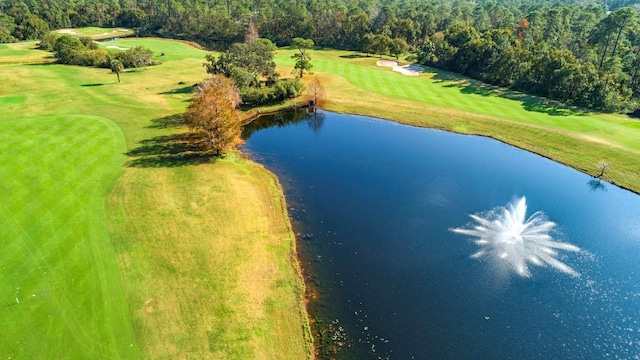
0,115,140,359
107,157,310,359
1,40,312,359
0,43,53,65
275,49,640,192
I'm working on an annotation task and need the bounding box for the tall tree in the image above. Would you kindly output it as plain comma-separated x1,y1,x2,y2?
185,75,242,156
389,37,409,59
291,37,314,77
110,59,124,83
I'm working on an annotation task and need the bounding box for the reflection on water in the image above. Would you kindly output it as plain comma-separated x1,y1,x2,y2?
588,178,608,192
242,109,325,139
243,110,640,360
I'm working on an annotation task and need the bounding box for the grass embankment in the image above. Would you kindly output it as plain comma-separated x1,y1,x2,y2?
0,43,53,65
275,49,640,193
0,38,312,359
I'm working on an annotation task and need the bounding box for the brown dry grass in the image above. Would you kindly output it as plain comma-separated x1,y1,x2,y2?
107,156,312,360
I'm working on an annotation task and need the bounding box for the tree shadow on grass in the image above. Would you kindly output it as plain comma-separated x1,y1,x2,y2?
126,132,214,168
146,113,185,129
160,85,196,95
340,53,369,59
431,68,589,117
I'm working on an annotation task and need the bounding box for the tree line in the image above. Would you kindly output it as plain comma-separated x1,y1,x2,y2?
4,0,640,111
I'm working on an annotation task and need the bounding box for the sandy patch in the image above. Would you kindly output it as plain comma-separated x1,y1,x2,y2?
106,45,129,50
57,29,77,35
577,133,637,153
377,60,424,76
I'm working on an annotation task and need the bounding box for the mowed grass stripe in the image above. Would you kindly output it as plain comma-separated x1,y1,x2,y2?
0,115,140,359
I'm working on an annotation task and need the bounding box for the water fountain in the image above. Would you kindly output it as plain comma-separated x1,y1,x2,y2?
452,197,581,277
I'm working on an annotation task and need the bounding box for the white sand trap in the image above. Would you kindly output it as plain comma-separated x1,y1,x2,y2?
376,60,424,76
106,45,129,50
57,29,77,35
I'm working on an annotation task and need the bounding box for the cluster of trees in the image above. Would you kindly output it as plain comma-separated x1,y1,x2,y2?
2,0,637,46
414,6,640,111
44,33,156,72
205,36,310,106
360,33,409,58
5,0,640,111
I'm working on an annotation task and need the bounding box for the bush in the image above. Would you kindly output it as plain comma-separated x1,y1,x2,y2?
240,78,305,106
53,35,84,64
75,49,110,67
241,87,275,105
79,36,98,50
39,32,60,51
112,46,154,68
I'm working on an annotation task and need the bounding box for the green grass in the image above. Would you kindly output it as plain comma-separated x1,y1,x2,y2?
98,38,210,63
0,43,53,65
274,49,640,191
1,37,312,359
0,115,140,359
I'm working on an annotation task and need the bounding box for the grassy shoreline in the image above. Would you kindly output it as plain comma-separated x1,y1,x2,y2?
106,155,313,359
274,49,640,194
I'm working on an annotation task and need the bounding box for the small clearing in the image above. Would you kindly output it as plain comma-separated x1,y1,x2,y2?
377,60,424,76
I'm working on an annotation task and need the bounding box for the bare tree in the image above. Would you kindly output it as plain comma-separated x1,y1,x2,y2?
595,160,609,179
245,19,259,44
306,76,325,107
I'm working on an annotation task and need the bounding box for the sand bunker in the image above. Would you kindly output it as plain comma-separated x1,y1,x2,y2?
106,45,129,50
376,60,424,76
57,29,77,35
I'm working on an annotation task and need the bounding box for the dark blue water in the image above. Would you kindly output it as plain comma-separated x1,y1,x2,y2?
242,110,640,360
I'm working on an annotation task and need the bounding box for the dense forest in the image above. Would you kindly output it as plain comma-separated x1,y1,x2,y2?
4,0,640,111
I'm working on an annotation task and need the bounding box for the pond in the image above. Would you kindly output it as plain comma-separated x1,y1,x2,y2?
242,110,640,360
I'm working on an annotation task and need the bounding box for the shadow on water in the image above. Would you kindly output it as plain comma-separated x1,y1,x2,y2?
242,108,325,139
430,69,589,117
588,178,608,192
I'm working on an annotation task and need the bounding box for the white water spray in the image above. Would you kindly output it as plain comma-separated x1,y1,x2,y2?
452,197,581,277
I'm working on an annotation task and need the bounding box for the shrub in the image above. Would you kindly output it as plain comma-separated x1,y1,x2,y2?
112,45,154,68
53,35,84,64
79,36,98,50
240,78,305,106
39,32,60,51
